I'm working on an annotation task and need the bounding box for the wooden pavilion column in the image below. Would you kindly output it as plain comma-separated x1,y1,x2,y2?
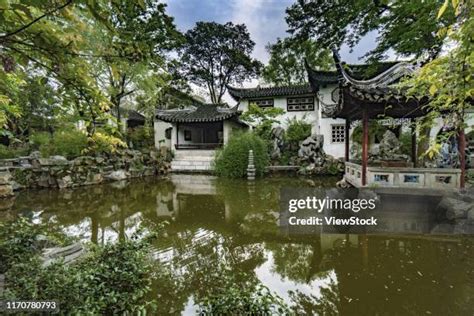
362,109,369,186
345,120,351,162
458,129,466,188
411,120,417,167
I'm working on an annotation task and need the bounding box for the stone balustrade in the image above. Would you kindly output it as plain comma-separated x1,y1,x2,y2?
345,161,462,189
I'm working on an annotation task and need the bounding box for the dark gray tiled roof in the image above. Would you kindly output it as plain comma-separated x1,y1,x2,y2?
227,84,314,101
126,109,145,122
155,104,239,123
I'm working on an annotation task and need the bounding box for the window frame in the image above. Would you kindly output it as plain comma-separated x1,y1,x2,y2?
248,98,274,108
331,124,345,144
286,96,315,112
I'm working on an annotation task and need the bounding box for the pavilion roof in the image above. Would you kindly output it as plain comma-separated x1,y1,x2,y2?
155,103,240,123
309,50,428,120
226,84,313,101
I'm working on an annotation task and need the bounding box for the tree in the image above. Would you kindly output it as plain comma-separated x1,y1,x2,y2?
86,1,182,127
179,22,262,104
285,0,456,61
401,0,472,176
0,0,112,136
262,37,332,86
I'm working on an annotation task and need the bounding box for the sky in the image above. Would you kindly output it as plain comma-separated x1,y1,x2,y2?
162,0,380,102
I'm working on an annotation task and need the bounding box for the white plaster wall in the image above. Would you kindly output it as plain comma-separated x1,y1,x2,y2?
317,85,349,158
238,95,319,133
154,119,172,149
237,87,350,158
223,120,247,144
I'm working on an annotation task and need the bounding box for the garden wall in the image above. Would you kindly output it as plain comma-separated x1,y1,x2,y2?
0,150,169,198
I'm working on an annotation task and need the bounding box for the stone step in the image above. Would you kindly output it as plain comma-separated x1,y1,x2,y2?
174,150,216,159
173,157,215,163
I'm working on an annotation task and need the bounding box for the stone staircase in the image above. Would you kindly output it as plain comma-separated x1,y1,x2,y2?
170,150,215,172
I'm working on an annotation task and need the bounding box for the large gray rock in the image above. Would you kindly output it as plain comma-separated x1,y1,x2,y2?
0,171,11,185
106,170,129,181
57,175,73,189
270,126,285,161
298,134,326,166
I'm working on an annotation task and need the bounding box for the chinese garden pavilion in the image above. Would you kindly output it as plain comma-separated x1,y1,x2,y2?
306,51,467,189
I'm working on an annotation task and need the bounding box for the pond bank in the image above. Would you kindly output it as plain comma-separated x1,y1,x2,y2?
0,150,169,198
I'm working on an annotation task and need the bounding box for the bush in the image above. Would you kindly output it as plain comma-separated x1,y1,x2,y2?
87,131,127,155
285,117,311,149
51,129,88,158
0,144,29,159
1,217,158,314
127,126,154,149
214,132,269,178
29,129,88,159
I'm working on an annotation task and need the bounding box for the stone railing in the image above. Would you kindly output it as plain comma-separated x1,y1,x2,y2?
0,150,170,198
344,161,462,189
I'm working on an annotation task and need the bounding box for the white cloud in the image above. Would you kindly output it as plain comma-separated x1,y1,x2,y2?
230,0,291,63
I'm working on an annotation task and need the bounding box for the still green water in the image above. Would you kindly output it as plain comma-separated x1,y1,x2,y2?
2,175,473,315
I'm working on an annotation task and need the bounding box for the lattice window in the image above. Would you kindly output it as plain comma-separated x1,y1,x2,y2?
287,97,314,111
249,99,274,107
331,124,345,143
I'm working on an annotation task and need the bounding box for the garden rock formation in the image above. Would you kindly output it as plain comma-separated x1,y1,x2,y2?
297,134,344,175
0,149,170,198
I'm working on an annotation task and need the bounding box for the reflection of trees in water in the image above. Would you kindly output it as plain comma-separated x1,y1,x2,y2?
266,240,322,284
289,271,340,316
152,228,267,314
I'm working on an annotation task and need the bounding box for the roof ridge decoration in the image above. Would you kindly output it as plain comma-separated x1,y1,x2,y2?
331,49,416,89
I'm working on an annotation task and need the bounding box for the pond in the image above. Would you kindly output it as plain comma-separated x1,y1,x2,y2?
1,175,473,315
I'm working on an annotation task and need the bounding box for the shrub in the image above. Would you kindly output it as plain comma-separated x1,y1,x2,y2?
286,118,311,143
214,132,269,178
29,129,88,159
87,131,127,155
29,132,51,151
50,129,88,158
127,126,154,149
0,144,29,159
285,117,311,149
1,217,158,314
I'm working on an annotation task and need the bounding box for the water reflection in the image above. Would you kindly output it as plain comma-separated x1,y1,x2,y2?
2,175,473,315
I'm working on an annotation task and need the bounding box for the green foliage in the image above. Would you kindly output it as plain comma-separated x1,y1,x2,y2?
197,264,290,315
399,132,413,156
351,121,386,144
1,217,158,314
30,129,88,159
87,131,127,156
0,144,29,159
401,0,472,157
286,0,456,61
214,132,269,178
285,117,312,148
240,104,284,142
179,21,262,103
263,37,333,86
127,126,154,149
0,217,70,274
